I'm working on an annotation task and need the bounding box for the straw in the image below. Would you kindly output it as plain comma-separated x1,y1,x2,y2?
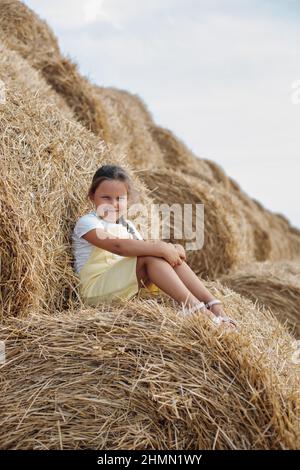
0,282,299,450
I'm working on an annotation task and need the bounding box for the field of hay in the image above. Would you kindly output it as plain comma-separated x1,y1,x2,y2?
0,0,299,450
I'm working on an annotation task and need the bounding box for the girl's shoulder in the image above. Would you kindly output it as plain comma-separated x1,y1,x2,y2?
73,211,106,238
75,210,104,226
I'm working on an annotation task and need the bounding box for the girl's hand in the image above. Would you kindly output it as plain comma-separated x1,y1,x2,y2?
163,243,183,267
173,243,186,261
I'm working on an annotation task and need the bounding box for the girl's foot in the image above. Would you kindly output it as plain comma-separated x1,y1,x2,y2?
179,301,237,329
209,303,225,316
208,302,237,329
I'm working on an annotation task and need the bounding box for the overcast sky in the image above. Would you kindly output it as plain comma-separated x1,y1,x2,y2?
24,0,300,229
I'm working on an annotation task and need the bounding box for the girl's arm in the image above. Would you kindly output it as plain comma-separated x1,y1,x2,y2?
82,227,169,258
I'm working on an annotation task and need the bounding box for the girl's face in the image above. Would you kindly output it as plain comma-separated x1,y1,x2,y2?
90,180,128,223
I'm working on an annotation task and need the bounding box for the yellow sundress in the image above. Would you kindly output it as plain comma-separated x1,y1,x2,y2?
78,222,160,306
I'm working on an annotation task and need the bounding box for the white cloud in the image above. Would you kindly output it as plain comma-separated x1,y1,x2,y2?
83,0,122,29
81,0,182,26
25,0,183,30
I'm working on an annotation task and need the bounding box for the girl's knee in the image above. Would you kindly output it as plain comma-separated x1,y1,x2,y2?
144,255,165,264
137,256,166,267
136,255,152,268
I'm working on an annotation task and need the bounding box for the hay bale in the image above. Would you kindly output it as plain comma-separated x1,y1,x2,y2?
141,167,257,279
0,188,42,317
219,260,300,338
226,186,272,261
0,0,110,140
186,162,300,262
0,42,151,318
192,157,300,261
227,179,300,261
92,86,164,168
265,212,300,260
148,123,300,262
149,125,215,182
202,159,232,189
0,283,299,450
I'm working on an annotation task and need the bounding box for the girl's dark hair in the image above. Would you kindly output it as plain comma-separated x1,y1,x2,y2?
88,165,140,238
88,165,134,200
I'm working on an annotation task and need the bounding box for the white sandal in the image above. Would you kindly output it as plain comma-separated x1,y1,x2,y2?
175,298,237,328
180,301,222,326
206,299,237,328
181,301,207,316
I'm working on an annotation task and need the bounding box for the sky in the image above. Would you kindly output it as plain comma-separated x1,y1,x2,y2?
24,0,300,229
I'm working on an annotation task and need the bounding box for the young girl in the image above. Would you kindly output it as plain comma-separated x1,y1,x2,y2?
72,165,237,328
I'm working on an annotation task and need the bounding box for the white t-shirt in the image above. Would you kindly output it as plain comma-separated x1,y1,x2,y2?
72,210,143,274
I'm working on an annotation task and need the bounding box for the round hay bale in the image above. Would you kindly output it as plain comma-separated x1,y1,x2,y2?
0,0,110,140
140,168,256,279
149,125,215,183
112,87,156,126
0,41,73,116
180,159,300,263
230,194,272,262
219,260,300,337
264,212,300,260
202,159,232,189
189,164,300,262
186,165,274,262
0,189,42,317
228,180,300,261
92,86,164,168
0,283,299,450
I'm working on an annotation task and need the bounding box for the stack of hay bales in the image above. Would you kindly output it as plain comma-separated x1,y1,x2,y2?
0,0,110,140
0,42,151,318
0,0,300,450
1,0,300,270
149,125,216,180
92,86,164,168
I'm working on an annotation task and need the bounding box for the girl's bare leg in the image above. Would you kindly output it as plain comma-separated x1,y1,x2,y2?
173,261,226,316
136,256,210,310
